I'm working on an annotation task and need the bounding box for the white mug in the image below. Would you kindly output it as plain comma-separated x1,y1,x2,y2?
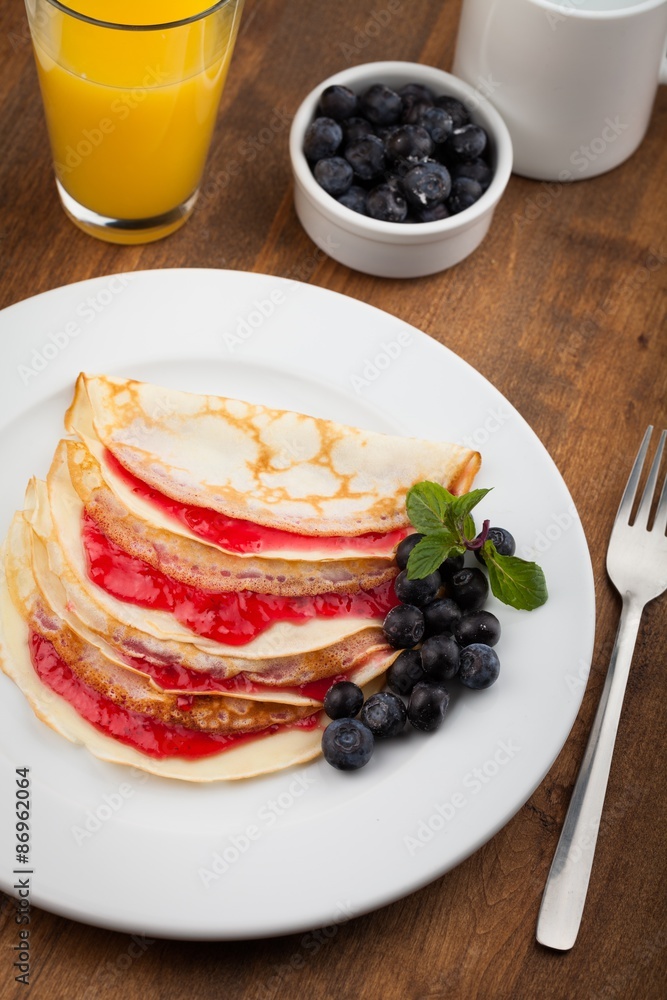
452,0,667,180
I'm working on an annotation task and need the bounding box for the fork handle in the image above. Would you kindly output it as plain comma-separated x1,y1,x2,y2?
536,595,644,950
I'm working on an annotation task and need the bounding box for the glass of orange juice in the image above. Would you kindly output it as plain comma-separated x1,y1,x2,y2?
24,0,245,244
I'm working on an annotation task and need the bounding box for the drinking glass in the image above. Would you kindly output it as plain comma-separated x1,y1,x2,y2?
25,0,245,243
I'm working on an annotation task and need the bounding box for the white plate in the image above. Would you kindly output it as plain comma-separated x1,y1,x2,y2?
0,269,594,939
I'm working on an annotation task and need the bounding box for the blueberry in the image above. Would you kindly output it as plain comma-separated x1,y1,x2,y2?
408,681,450,732
322,718,374,769
447,176,483,214
344,134,386,180
422,597,462,637
394,568,441,607
434,95,470,129
360,692,407,738
313,156,353,196
445,124,488,162
399,82,435,109
395,532,424,570
438,552,465,584
375,124,401,143
401,100,434,126
454,610,501,648
402,161,452,209
384,171,403,198
450,567,489,611
342,116,376,144
318,84,358,121
323,680,364,719
337,184,368,215
386,648,424,695
475,526,516,563
366,183,408,223
420,633,460,681
382,604,425,648
415,106,454,144
359,84,402,125
458,643,500,689
303,84,494,229
452,157,493,192
385,124,433,164
413,202,451,223
303,117,343,161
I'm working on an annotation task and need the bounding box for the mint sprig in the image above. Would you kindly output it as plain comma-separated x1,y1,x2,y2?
406,531,460,578
405,481,547,612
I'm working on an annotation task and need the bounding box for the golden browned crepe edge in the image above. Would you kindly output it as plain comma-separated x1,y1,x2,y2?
36,455,389,661
18,503,399,701
66,439,398,596
66,373,482,535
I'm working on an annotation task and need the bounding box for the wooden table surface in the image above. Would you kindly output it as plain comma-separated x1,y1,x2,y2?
0,1,665,998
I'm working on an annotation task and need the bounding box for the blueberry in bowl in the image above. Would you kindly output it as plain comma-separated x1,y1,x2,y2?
289,61,513,277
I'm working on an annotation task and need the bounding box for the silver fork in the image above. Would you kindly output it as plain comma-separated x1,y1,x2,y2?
536,426,667,951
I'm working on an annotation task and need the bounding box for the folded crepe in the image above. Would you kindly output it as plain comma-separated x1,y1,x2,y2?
34,444,398,656
28,474,398,701
0,373,481,780
66,438,397,595
1,512,388,780
0,517,325,780
66,373,480,551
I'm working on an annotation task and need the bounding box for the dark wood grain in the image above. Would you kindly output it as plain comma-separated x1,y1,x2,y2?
0,1,666,997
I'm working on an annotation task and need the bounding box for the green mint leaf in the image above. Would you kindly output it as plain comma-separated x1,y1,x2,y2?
450,488,492,523
403,482,548,610
406,481,456,534
484,547,548,611
406,531,458,579
446,543,466,560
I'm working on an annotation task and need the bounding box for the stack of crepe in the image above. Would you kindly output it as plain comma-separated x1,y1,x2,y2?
0,375,480,780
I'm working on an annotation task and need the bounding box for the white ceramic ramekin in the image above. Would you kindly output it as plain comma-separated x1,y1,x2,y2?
289,61,513,279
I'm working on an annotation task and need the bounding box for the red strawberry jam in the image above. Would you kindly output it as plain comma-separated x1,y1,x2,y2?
82,512,398,646
120,650,346,703
104,449,407,556
29,631,320,760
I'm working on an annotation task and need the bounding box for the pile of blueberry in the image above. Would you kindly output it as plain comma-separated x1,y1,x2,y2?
320,526,515,770
303,81,493,224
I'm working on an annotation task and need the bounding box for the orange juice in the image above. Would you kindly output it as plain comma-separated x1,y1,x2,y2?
26,0,244,241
